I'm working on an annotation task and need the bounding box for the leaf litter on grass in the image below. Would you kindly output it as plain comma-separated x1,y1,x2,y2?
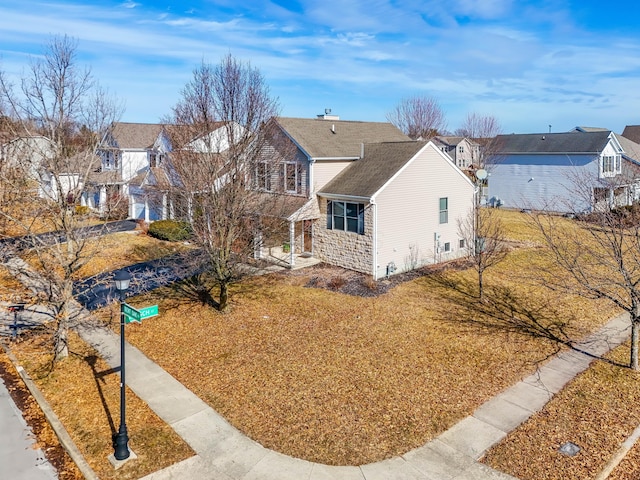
115,251,614,466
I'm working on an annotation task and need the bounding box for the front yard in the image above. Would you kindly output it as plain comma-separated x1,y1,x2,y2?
3,209,639,478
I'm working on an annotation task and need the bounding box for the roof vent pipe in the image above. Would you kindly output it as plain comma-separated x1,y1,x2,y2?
331,124,335,134
361,142,364,158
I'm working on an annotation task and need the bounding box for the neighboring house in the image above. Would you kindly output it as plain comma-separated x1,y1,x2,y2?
96,121,245,222
432,136,479,169
487,130,640,212
258,114,475,278
1,135,56,195
622,125,640,144
97,122,170,220
0,135,92,204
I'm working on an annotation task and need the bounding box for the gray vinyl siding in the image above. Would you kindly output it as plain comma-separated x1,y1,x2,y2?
374,145,474,279
488,154,599,212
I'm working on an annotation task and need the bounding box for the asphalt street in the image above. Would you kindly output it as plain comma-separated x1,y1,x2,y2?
0,219,137,256
73,249,208,310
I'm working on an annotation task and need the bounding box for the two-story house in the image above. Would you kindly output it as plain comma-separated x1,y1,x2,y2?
487,130,640,212
432,136,480,169
258,115,476,278
95,122,171,220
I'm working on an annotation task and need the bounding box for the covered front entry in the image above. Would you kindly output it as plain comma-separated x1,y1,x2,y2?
256,196,320,269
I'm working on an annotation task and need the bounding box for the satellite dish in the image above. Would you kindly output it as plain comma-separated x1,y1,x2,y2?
475,169,488,180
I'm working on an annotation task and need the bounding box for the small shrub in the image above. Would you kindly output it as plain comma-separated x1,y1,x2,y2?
136,219,150,235
148,220,192,242
327,276,346,290
74,205,91,216
362,276,377,291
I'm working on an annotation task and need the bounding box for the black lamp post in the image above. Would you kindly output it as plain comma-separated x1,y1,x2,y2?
113,269,132,461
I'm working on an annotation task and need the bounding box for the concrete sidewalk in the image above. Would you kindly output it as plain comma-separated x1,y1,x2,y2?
0,372,58,480
75,311,631,480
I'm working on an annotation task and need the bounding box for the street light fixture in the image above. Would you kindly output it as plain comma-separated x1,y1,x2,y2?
113,269,132,461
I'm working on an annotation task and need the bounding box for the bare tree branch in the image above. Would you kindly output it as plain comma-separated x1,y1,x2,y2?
386,95,447,140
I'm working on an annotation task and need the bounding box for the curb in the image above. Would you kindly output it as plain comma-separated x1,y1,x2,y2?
1,342,99,480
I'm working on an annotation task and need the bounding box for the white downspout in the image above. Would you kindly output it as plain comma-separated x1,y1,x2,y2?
308,158,315,197
289,220,295,267
371,198,378,280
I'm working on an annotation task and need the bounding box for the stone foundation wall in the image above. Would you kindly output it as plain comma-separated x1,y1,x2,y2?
314,201,373,275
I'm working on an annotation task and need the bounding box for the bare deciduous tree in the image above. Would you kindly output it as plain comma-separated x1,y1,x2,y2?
166,55,282,311
458,205,509,299
0,35,122,362
455,112,501,140
530,171,640,369
455,112,503,168
386,95,447,140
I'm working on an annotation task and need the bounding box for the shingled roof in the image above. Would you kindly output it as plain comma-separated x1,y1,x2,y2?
616,135,640,163
622,125,640,144
108,122,165,149
275,117,409,159
494,131,613,154
319,141,426,198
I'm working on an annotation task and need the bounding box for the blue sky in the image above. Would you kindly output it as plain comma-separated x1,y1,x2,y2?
2,0,640,134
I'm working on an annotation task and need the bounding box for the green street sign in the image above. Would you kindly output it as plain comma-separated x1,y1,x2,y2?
122,303,158,323
122,303,140,323
139,305,158,320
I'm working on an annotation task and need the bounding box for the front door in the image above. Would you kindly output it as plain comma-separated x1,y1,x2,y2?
303,220,313,253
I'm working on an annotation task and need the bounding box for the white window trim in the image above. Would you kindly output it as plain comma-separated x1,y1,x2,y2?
601,154,622,177
439,197,449,224
256,161,271,191
284,162,298,193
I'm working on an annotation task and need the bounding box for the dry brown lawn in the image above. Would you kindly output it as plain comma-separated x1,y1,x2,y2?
109,211,619,466
3,209,638,476
0,264,34,303
483,344,640,480
8,331,194,480
20,230,193,281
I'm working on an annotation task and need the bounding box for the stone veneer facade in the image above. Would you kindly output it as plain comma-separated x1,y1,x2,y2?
314,199,374,275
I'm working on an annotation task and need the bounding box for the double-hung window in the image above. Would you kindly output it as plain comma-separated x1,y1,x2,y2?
256,162,271,191
439,197,448,224
284,162,297,192
327,200,364,234
601,154,622,177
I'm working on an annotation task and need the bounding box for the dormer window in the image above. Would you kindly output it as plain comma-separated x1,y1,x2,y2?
103,151,120,170
601,154,621,177
150,152,164,168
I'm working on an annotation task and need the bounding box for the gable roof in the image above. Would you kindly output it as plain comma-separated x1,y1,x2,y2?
572,126,609,133
495,131,614,154
432,136,466,148
616,135,640,164
108,122,165,149
275,117,409,159
622,125,640,144
319,141,426,198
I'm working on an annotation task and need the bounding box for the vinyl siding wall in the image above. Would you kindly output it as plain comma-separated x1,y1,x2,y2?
374,145,474,280
488,153,598,212
121,150,149,183
313,160,355,193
